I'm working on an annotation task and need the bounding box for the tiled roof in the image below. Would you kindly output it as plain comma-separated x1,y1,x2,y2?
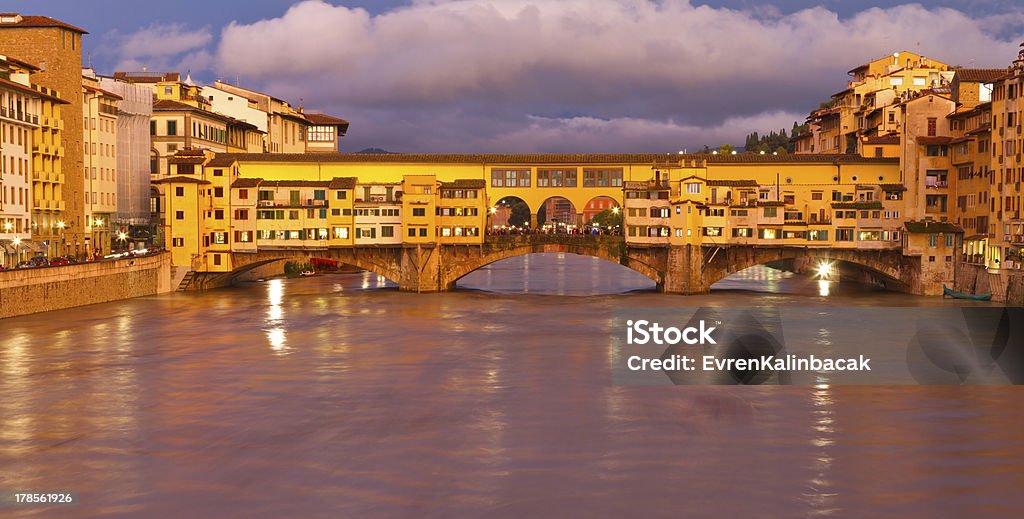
707,179,758,187
831,201,884,210
258,180,333,188
440,179,487,189
230,178,262,188
152,176,210,185
303,113,349,125
153,99,197,111
206,152,899,165
206,156,238,167
0,14,88,33
904,221,963,233
328,177,357,189
82,83,123,100
113,71,179,83
916,136,953,145
0,54,39,71
864,134,900,145
954,68,1007,83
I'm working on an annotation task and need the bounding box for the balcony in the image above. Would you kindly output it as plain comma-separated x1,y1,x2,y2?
925,179,948,189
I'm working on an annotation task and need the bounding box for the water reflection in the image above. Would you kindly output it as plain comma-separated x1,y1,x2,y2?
0,256,1021,517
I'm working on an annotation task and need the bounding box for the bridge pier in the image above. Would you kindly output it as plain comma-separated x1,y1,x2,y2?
660,245,709,295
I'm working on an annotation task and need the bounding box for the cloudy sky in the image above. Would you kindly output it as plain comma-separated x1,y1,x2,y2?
3,0,1022,152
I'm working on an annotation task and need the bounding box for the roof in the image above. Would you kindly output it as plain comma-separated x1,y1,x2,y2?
328,177,357,189
954,68,1006,83
880,184,907,191
303,113,349,125
205,152,900,166
0,54,39,71
904,221,963,233
82,83,123,100
206,156,238,167
916,136,953,145
0,14,88,33
706,179,758,187
257,180,333,188
113,71,180,83
831,201,884,210
230,178,262,188
759,201,786,207
152,176,211,185
0,77,67,104
440,179,487,189
864,134,900,145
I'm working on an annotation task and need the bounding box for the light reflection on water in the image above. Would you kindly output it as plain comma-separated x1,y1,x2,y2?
0,254,1021,517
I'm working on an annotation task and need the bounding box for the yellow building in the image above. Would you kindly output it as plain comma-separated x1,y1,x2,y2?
82,79,120,254
156,152,917,274
805,51,951,156
990,52,1024,269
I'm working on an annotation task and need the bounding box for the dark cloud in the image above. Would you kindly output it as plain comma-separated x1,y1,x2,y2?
110,0,1024,151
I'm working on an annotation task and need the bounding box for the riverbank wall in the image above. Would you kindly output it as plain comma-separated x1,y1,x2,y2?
0,252,173,319
954,263,1024,305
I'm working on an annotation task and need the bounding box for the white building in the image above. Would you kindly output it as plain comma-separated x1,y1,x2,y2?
97,72,154,247
354,183,402,245
0,54,41,266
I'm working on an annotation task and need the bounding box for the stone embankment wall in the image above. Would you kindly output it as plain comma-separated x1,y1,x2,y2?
0,252,173,319
955,264,1024,305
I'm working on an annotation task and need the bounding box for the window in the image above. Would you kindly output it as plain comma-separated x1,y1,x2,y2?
172,237,184,247
336,190,347,200
836,228,854,241
211,232,227,244
215,210,224,220
213,254,221,266
150,121,156,135
928,234,938,247
307,126,335,142
413,207,426,217
811,192,823,200
419,228,427,237
763,207,777,217
491,168,530,187
175,211,184,220
234,209,249,220
583,168,623,187
381,226,394,238
536,168,577,187
890,77,903,86
175,186,184,197
685,182,701,194
166,120,177,136
213,169,223,177
408,228,417,237
927,118,937,137
332,227,349,239
945,234,954,247
214,187,224,198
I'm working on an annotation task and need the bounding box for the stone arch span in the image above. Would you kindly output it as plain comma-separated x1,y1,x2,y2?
221,248,405,287
702,246,917,292
440,236,664,288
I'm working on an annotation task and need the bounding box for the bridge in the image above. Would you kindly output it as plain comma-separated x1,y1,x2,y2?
186,235,935,295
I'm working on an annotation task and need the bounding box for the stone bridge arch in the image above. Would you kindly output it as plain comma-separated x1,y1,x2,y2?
439,236,664,288
700,246,918,292
189,249,407,290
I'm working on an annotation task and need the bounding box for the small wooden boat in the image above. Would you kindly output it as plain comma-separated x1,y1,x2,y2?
299,270,318,277
943,286,992,301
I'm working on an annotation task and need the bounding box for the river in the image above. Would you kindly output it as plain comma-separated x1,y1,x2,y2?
1,254,1022,517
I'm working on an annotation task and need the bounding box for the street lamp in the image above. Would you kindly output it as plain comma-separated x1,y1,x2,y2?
56,220,66,258
12,236,22,266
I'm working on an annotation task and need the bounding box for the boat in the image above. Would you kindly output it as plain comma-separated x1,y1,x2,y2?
943,286,992,301
299,270,318,277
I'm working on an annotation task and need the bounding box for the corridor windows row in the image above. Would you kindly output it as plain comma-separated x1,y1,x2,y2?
437,207,479,216
439,226,480,237
489,168,624,188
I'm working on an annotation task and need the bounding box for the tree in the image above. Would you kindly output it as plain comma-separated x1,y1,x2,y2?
719,143,735,154
591,208,623,228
